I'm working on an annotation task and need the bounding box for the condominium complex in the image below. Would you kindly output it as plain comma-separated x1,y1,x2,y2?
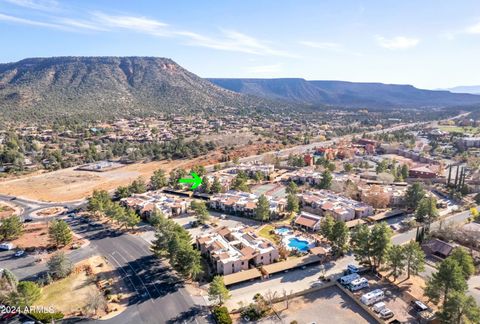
209,190,286,217
196,226,280,275
120,191,189,218
298,190,373,222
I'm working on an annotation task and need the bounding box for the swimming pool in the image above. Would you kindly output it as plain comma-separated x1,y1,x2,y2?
288,237,311,252
275,227,291,235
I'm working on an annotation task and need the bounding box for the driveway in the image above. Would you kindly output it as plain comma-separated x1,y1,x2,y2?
225,254,357,309
258,286,376,324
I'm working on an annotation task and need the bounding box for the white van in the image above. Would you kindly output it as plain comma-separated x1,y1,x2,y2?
0,242,14,250
349,277,369,292
360,289,384,306
340,273,360,285
373,301,386,313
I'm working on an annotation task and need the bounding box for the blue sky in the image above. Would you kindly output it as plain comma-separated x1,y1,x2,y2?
0,0,479,89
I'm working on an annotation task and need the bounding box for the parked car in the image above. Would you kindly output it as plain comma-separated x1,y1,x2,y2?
189,221,199,228
410,300,428,313
373,301,386,313
339,273,360,285
0,310,18,320
346,264,359,274
14,250,25,257
220,214,227,219
380,308,394,320
0,242,14,250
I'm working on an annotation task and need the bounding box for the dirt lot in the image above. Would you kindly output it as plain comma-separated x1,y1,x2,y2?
250,286,376,324
0,202,17,219
34,255,127,318
0,142,283,202
11,222,84,253
0,160,181,202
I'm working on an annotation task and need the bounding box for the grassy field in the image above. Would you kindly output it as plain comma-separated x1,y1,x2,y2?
257,224,278,243
438,125,480,135
35,271,98,315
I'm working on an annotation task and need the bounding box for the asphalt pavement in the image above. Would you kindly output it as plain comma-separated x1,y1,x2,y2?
65,217,211,324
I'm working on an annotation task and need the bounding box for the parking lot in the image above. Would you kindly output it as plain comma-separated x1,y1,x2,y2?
348,274,417,323
259,286,376,324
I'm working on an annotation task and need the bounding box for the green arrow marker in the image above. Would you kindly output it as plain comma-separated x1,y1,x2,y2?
178,172,203,190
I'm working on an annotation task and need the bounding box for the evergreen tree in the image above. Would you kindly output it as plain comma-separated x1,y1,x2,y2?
128,177,147,194
286,193,299,213
0,215,23,241
208,276,231,305
400,164,409,180
255,194,270,221
403,241,425,279
47,252,73,279
449,248,475,280
191,200,210,224
425,257,468,307
212,177,223,194
318,170,332,189
330,221,349,257
48,219,73,247
439,291,480,324
415,196,438,225
386,245,405,281
405,182,426,210
115,186,131,199
8,281,41,308
150,169,167,190
286,181,298,195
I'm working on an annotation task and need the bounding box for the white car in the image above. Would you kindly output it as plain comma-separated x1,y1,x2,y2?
380,308,394,319
14,250,25,257
0,242,14,250
373,301,386,313
220,214,227,219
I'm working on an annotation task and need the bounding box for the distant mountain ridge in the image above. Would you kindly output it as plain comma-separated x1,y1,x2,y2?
446,85,480,95
208,78,480,108
0,56,290,121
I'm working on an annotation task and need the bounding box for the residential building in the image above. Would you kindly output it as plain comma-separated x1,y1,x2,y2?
208,190,286,218
120,191,189,218
227,162,275,178
294,211,322,231
196,226,279,275
298,190,373,222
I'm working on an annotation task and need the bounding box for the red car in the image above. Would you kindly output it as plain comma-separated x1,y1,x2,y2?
0,310,18,320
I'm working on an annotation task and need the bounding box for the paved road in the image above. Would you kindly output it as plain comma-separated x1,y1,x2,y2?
0,193,85,220
392,209,471,245
0,243,97,281
64,217,210,324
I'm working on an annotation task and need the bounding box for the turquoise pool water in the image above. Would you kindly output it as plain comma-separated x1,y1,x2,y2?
275,227,291,235
288,237,310,251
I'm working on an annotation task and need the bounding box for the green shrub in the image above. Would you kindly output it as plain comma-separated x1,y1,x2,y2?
212,306,232,324
29,311,64,323
240,304,266,321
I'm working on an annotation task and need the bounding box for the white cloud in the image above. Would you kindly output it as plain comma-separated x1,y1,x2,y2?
246,64,282,75
376,36,420,50
0,9,296,57
299,41,341,50
91,12,170,36
58,18,108,31
466,21,480,34
178,29,296,57
0,12,61,28
3,0,59,11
